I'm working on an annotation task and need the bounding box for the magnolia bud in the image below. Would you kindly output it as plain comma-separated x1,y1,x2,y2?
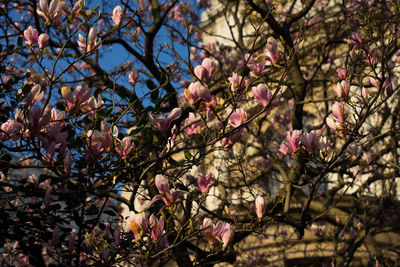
38,33,49,49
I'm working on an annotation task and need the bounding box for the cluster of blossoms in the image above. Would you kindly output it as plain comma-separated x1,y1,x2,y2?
77,27,102,54
202,218,234,249
5,0,398,265
185,58,217,108
37,0,64,24
60,84,102,113
184,112,206,136
150,174,184,207
126,212,168,247
24,0,102,55
326,102,349,137
61,82,134,163
2,82,72,167
279,129,334,161
24,26,49,48
148,108,182,132
84,119,135,161
221,108,249,148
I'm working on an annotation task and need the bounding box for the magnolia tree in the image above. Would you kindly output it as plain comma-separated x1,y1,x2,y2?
1,0,400,266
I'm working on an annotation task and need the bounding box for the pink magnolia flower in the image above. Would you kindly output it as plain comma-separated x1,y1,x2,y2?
228,108,248,128
252,84,272,107
194,65,207,81
266,38,282,65
220,223,234,249
151,174,184,206
61,84,93,113
50,108,65,127
221,108,248,148
362,152,372,164
334,81,350,101
72,0,84,13
245,54,266,76
279,142,290,155
112,5,124,26
44,142,56,163
331,102,348,124
202,218,222,247
365,53,378,66
255,196,265,219
319,136,333,161
351,32,363,47
206,107,215,121
28,105,50,135
202,219,234,249
197,173,213,194
194,82,212,103
84,120,117,160
368,77,381,94
228,72,248,93
184,112,205,136
369,75,393,96
326,116,343,135
336,68,347,80
77,27,102,54
26,68,49,89
310,222,327,237
64,149,72,174
37,0,62,24
149,214,165,242
99,120,118,151
126,211,148,241
40,122,68,157
86,95,103,114
362,87,372,102
185,82,212,104
23,84,44,107
183,83,200,105
0,119,23,141
24,26,38,46
286,130,301,154
253,157,270,171
300,131,318,154
38,33,50,49
154,174,171,193
148,107,182,132
116,137,134,159
202,57,216,74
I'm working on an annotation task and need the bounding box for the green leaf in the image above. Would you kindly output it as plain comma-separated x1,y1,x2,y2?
184,150,192,161
153,135,158,143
